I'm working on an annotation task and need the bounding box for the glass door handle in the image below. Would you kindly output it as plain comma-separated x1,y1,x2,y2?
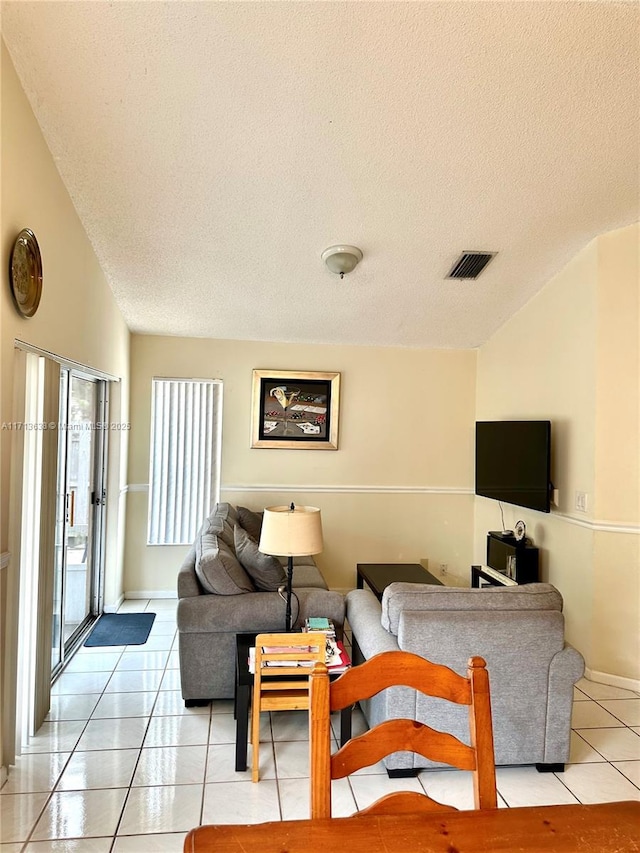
66,491,75,527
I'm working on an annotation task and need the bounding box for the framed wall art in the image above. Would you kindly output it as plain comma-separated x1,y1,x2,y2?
251,369,340,450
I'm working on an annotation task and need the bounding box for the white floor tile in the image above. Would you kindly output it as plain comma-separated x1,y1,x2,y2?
273,739,312,780
270,710,312,742
612,760,640,787
349,773,424,812
51,673,111,696
210,699,234,716
78,645,126,655
207,713,237,745
23,722,86,755
0,843,24,852
167,650,180,668
128,635,174,652
24,838,113,852
75,718,147,752
159,670,181,691
144,714,210,747
569,731,608,764
575,679,640,701
419,768,479,810
205,744,253,783
118,784,202,835
152,691,210,717
132,745,207,787
495,766,579,807
571,700,624,729
0,792,50,842
279,776,356,819
576,727,640,762
147,621,178,636
115,651,169,671
0,753,70,795
104,670,163,693
56,749,139,790
112,832,187,852
117,600,150,612
600,699,640,727
202,779,280,824
64,653,123,673
46,695,101,723
30,788,127,840
91,691,156,719
560,762,640,803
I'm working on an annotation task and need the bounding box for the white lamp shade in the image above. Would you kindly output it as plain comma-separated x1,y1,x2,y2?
259,505,323,556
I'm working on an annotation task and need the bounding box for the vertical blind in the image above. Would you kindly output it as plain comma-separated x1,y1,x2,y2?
147,378,222,545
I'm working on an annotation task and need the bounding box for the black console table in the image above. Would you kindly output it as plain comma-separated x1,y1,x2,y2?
471,531,539,587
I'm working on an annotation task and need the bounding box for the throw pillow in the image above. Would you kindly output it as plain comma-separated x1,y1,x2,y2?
207,502,239,550
234,524,286,592
237,506,263,542
195,529,255,595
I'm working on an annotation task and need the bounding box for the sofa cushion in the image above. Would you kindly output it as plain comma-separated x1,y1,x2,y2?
237,506,263,541
234,525,286,591
206,502,240,550
195,528,255,595
381,582,563,635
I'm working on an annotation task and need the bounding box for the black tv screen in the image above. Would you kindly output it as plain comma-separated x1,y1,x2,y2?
475,420,551,513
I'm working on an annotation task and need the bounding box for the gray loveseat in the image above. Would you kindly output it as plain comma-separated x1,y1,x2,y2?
177,502,345,703
346,582,584,774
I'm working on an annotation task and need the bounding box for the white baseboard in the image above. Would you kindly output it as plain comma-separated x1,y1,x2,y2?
584,667,640,694
124,590,178,600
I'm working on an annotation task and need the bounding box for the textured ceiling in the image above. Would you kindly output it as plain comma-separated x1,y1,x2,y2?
2,1,638,348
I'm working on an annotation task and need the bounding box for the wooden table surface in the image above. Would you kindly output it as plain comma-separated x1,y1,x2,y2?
184,800,640,852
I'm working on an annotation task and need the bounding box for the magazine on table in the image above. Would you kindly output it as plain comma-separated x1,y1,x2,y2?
248,636,350,674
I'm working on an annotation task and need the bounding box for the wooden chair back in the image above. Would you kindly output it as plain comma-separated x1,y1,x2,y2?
251,632,326,782
309,650,497,817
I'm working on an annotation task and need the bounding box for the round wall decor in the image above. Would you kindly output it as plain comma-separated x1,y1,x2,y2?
9,228,43,318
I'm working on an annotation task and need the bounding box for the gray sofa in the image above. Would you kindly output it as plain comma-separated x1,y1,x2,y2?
346,582,584,774
177,503,345,703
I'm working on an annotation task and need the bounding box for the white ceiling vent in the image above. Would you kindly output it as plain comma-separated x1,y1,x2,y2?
446,252,497,280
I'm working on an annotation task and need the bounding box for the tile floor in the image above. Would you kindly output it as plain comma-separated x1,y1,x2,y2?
1,597,639,852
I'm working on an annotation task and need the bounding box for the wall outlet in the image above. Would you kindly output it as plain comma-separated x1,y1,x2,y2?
575,491,588,513
439,563,448,576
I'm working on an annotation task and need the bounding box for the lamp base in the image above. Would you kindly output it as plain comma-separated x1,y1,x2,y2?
285,556,294,631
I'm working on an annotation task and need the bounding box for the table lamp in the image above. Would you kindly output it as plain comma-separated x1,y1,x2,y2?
258,503,323,630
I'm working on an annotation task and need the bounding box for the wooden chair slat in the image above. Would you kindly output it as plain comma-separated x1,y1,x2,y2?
331,718,476,779
329,651,472,710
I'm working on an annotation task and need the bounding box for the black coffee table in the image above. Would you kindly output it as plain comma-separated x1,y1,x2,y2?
234,632,352,772
356,562,443,601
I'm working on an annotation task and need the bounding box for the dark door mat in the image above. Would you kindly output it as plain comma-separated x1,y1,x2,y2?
84,612,156,647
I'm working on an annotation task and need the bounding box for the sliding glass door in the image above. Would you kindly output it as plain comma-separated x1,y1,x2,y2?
52,371,107,675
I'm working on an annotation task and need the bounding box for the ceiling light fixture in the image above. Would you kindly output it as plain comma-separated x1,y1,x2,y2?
321,245,363,278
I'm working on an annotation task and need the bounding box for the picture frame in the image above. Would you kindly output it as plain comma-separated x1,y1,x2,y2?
251,369,340,450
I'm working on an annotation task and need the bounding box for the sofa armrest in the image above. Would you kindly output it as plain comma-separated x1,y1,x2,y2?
345,589,400,658
177,547,201,598
543,645,585,763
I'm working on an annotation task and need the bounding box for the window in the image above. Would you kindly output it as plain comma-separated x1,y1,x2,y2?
147,378,222,545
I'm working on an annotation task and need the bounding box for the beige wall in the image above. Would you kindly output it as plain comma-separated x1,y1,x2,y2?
125,336,477,594
476,224,639,682
1,42,130,771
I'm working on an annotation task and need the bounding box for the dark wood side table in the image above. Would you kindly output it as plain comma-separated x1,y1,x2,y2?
234,632,352,772
356,562,443,601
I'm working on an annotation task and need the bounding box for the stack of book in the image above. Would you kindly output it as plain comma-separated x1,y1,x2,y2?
303,617,350,674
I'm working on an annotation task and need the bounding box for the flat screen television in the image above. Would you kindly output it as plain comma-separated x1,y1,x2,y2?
475,420,552,513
